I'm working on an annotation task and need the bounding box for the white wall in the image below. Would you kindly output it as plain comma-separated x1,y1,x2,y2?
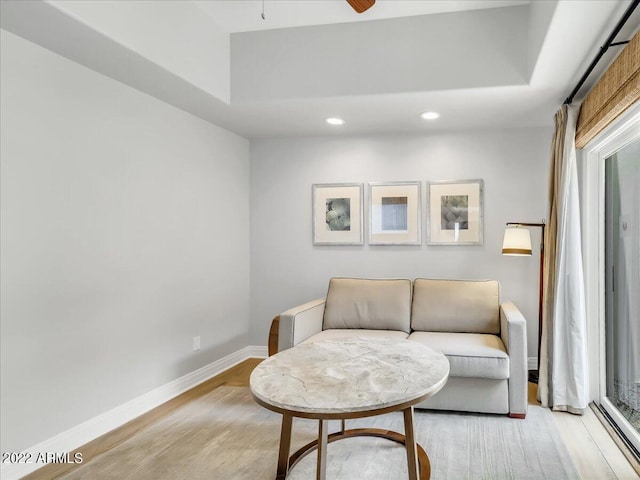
0,30,250,452
52,0,231,103
250,129,552,358
527,0,557,78
232,5,528,102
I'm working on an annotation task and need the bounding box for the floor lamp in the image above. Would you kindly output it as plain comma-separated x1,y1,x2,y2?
502,221,545,384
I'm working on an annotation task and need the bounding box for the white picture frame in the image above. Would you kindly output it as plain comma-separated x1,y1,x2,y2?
312,183,364,245
368,182,421,245
427,179,484,245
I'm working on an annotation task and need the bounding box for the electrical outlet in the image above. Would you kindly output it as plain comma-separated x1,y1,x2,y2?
193,336,201,351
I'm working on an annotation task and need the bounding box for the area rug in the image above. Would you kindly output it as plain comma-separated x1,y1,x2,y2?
62,386,580,480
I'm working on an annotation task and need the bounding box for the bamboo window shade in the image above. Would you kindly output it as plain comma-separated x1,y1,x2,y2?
575,30,640,148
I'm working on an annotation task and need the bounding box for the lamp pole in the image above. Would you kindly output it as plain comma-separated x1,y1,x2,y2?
505,221,545,384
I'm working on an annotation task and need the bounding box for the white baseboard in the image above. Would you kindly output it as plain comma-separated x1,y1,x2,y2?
1,345,268,480
245,345,268,358
528,357,538,370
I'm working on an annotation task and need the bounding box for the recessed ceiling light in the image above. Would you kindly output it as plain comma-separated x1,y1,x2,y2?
420,111,440,120
326,117,345,126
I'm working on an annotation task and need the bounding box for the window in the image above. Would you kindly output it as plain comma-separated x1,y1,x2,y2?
583,104,640,455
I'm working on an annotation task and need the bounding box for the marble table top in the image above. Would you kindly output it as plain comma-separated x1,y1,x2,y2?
250,337,449,416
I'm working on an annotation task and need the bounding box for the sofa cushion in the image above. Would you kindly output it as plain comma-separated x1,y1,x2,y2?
302,329,409,344
411,279,500,334
408,331,509,379
323,278,412,333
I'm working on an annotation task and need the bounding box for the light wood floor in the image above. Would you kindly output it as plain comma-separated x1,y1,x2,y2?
22,359,264,480
529,382,639,479
545,394,639,478
25,359,639,480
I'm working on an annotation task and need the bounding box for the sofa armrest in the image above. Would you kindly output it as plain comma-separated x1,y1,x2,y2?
500,302,528,418
278,298,326,352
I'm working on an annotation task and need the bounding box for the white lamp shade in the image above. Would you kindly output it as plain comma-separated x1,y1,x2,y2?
502,227,532,256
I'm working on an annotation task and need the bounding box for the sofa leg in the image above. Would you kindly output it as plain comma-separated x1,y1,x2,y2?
509,413,526,419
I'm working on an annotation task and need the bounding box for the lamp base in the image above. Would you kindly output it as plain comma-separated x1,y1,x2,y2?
528,370,539,384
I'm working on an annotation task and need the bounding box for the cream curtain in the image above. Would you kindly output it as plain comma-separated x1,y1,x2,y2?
539,104,589,414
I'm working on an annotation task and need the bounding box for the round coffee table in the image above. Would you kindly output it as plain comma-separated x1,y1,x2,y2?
250,337,449,480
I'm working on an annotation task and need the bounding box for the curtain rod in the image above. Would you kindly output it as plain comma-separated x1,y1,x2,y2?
564,0,639,105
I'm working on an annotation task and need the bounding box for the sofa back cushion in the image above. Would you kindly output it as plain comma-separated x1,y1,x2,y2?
323,278,412,333
411,279,500,334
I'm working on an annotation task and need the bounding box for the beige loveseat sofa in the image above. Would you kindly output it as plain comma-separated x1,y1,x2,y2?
273,277,528,418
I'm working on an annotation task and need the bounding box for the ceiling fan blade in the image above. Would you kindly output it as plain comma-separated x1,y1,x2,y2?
346,0,375,14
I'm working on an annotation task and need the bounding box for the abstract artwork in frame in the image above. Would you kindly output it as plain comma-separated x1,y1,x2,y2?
369,182,421,245
427,179,484,245
312,183,364,245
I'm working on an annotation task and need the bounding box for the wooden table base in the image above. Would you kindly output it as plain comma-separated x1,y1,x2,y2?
275,408,430,480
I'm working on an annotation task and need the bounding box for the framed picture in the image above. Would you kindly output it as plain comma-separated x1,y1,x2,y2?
312,183,364,245
427,179,484,245
368,182,421,245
